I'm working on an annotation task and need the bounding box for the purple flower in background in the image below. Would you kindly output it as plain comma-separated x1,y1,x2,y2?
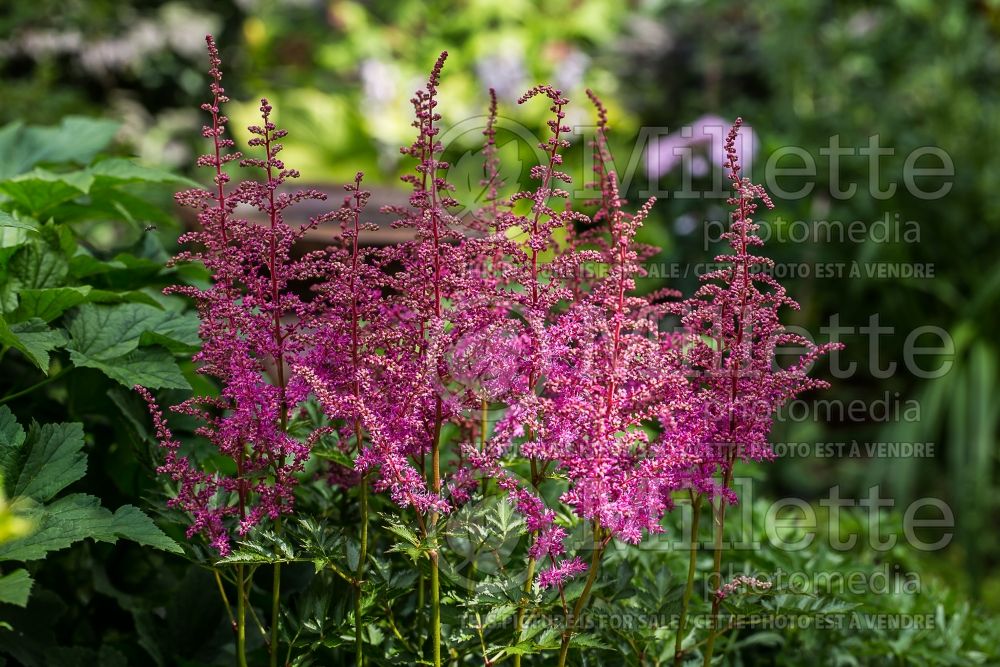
645,114,758,179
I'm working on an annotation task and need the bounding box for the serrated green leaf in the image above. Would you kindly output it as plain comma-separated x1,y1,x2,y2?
0,406,25,449
0,493,179,561
9,242,68,289
68,303,200,360
0,169,93,216
88,158,199,188
138,314,200,353
66,303,160,359
0,318,67,373
218,533,299,566
0,568,33,607
483,603,518,627
568,633,612,650
1,417,85,503
382,518,420,547
64,303,195,387
106,505,182,554
312,446,356,470
0,211,39,233
66,303,195,360
68,346,190,390
0,494,108,561
10,286,91,322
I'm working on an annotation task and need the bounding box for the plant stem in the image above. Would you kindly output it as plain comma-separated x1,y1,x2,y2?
236,564,248,667
512,555,537,667
262,119,289,667
214,568,237,631
430,549,441,667
355,473,369,666
674,492,702,667
270,561,281,667
557,521,605,667
701,464,734,667
0,367,70,404
429,398,443,667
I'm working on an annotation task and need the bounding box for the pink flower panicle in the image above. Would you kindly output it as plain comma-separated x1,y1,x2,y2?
519,92,693,546
669,118,843,476
139,35,338,553
537,558,588,589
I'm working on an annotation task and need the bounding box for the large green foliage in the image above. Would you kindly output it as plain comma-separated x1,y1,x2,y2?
0,117,200,664
0,406,180,608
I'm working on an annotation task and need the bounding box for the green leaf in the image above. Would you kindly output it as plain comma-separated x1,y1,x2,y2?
312,445,355,470
382,517,420,547
0,117,120,179
568,633,612,650
0,318,67,373
105,505,183,554
10,286,91,323
66,303,186,360
0,283,18,314
218,532,299,566
0,169,94,216
0,406,25,448
65,303,194,388
0,226,31,268
69,346,190,390
67,252,126,279
0,568,33,607
1,418,85,502
0,494,105,561
9,242,68,289
0,407,26,495
0,211,39,233
0,493,180,561
86,289,162,308
28,117,120,167
66,251,163,287
78,189,177,228
138,315,200,353
88,158,199,188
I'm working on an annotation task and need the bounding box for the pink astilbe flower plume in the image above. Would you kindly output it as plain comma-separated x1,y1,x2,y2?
138,35,336,554
667,117,844,495
302,52,488,517
525,92,694,549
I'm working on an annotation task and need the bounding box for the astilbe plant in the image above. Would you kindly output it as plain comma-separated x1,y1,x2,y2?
138,35,338,667
140,35,841,667
665,119,844,667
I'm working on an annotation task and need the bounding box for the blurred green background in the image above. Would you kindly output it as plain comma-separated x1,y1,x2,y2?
2,0,997,619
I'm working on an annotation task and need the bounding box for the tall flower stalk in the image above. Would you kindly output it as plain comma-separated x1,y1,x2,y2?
139,35,334,667
666,119,842,666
